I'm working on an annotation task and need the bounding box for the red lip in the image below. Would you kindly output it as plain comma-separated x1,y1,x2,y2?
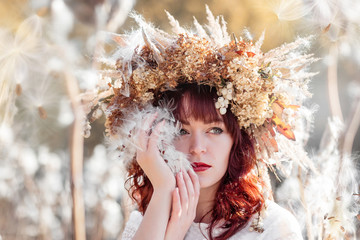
191,162,211,172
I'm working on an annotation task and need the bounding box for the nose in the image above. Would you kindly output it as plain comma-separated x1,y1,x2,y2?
189,132,206,155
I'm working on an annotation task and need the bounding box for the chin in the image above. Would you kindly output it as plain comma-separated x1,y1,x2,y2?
198,177,222,191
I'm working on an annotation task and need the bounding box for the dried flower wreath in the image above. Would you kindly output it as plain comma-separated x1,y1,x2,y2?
83,6,317,178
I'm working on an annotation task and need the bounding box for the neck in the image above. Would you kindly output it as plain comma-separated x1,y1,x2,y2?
194,184,219,223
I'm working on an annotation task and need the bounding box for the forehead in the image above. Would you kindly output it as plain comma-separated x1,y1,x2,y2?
180,118,225,126
175,91,223,124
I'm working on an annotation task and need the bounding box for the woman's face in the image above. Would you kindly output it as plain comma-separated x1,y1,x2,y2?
174,117,233,191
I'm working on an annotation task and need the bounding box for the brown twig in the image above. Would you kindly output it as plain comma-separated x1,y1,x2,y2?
65,70,86,240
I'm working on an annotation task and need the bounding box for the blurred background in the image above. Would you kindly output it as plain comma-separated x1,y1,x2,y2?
0,0,359,239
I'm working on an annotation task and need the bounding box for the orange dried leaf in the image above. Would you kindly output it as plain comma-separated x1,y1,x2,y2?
287,105,300,110
265,120,276,137
275,100,299,110
276,125,295,140
272,102,283,120
269,138,279,152
224,52,240,61
275,100,285,108
246,52,255,57
235,50,244,55
272,114,296,140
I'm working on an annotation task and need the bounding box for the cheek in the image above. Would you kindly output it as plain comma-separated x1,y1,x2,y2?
174,138,188,153
221,137,233,164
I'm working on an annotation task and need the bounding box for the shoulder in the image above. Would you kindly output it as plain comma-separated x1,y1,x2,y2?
229,201,303,240
121,210,143,240
259,201,303,240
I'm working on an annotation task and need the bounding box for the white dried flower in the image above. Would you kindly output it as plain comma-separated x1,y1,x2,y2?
215,101,221,109
219,107,227,115
226,93,233,100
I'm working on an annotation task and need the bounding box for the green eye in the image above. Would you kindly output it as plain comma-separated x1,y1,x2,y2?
179,129,188,135
209,127,223,134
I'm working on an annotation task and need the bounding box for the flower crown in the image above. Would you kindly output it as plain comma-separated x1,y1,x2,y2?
84,7,317,174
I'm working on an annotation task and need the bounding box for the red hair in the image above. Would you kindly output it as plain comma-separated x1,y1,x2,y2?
125,84,264,239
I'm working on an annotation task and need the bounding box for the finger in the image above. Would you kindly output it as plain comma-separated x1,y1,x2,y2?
182,170,195,207
188,168,200,200
184,170,199,217
137,112,158,151
171,187,181,219
176,171,189,211
147,119,165,151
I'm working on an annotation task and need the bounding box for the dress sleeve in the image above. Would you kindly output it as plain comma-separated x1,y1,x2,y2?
121,211,143,240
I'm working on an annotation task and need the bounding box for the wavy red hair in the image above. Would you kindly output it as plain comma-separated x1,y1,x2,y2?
125,84,264,240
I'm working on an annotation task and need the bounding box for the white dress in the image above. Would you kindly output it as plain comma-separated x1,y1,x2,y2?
121,201,303,240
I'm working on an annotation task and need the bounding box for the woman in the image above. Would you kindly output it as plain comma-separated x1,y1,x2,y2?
121,84,303,239
88,7,315,240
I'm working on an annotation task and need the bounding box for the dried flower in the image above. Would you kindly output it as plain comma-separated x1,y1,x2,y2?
92,8,317,174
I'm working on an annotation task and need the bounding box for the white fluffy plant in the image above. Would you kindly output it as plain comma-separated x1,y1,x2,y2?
106,104,191,174
276,118,359,240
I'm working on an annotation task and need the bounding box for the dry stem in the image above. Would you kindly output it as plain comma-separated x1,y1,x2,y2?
65,70,86,240
297,167,314,240
327,44,343,121
342,97,360,154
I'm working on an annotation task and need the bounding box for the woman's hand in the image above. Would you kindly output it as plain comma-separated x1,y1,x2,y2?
136,113,175,190
165,169,200,240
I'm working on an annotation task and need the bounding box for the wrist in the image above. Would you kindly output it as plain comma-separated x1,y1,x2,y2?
152,178,176,193
165,229,186,240
153,183,175,195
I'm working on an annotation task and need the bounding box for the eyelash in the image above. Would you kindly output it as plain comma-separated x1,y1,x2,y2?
179,129,189,135
209,127,223,134
179,127,223,135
